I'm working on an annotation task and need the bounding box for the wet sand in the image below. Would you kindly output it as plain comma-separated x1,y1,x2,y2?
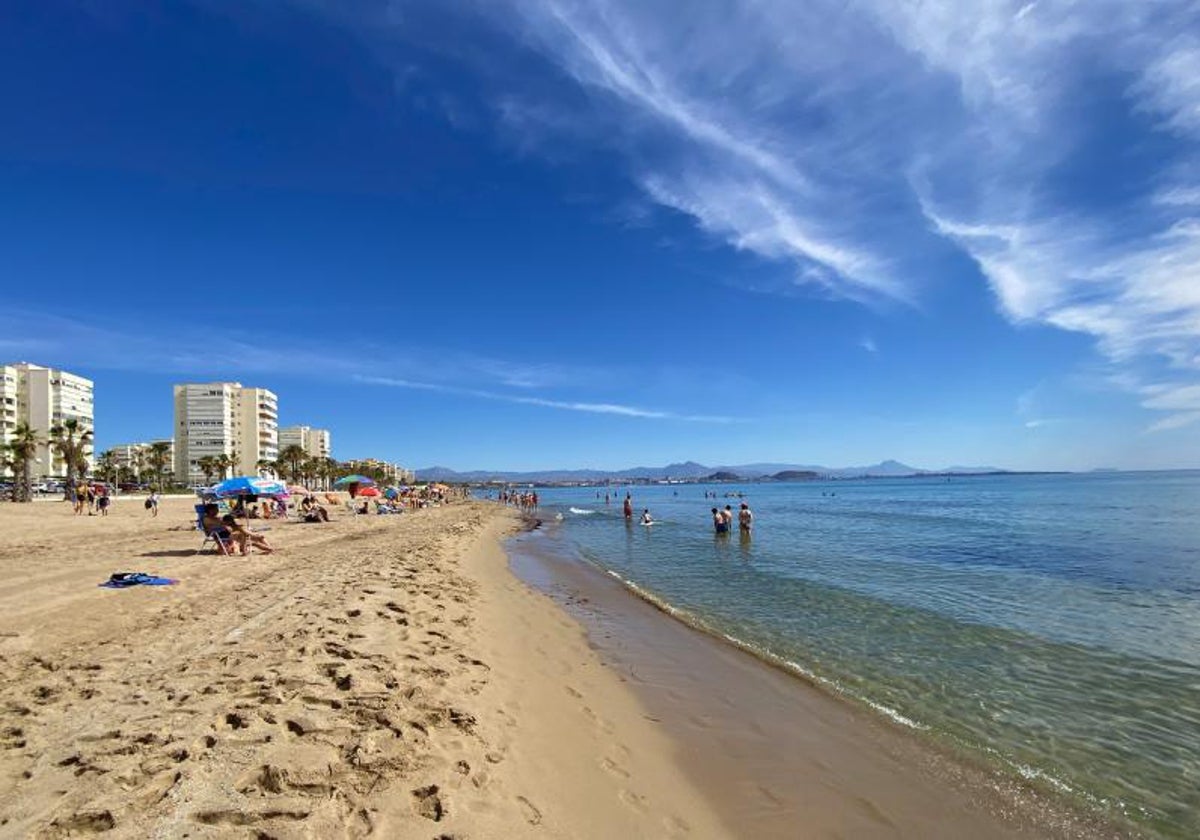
508,522,1134,839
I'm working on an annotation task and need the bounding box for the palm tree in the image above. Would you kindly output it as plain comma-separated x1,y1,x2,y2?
96,450,119,486
7,422,41,502
146,441,172,491
256,458,277,478
216,452,237,480
277,445,307,483
50,418,92,489
133,446,148,481
301,456,322,488
197,455,220,486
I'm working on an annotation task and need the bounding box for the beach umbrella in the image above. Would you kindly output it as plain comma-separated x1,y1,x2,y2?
357,486,381,497
383,486,400,500
334,475,376,487
210,476,289,499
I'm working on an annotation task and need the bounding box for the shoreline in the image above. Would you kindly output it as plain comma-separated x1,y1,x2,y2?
0,497,729,838
504,517,1137,839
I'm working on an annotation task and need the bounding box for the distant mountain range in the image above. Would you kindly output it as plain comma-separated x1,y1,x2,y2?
415,459,1008,483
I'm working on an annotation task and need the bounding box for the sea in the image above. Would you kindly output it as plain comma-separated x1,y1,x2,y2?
499,471,1200,838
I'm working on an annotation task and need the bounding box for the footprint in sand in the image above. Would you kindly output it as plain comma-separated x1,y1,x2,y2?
48,809,116,834
600,757,630,779
619,789,649,812
412,784,446,821
516,795,543,825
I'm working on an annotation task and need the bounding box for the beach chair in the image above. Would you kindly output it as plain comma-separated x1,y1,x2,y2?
196,504,233,555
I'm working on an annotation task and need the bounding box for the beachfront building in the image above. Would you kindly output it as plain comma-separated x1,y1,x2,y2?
0,362,95,480
344,458,415,484
173,382,278,485
109,440,175,482
278,425,332,460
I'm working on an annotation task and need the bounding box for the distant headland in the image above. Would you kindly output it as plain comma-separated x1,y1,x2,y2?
416,459,1071,485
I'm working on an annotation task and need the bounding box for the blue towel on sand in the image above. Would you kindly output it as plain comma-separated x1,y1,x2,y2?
99,572,177,589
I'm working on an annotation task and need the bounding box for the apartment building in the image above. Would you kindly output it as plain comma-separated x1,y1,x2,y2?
173,382,278,485
345,459,414,484
109,440,175,481
0,362,95,479
278,425,332,460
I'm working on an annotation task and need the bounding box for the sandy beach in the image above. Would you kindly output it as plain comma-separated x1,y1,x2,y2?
0,496,1120,839
0,497,726,838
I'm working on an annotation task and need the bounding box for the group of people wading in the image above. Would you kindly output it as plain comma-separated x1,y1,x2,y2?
619,492,753,535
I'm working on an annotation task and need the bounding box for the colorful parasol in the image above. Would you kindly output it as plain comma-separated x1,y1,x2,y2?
334,475,376,487
210,476,289,499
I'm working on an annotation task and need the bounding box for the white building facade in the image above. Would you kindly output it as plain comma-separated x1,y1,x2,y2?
0,363,95,479
278,425,332,460
109,440,175,481
173,382,278,485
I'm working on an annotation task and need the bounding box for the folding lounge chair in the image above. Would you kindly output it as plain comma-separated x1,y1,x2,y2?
196,504,234,555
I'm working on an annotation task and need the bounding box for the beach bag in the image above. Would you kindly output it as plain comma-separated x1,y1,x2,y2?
144,499,153,509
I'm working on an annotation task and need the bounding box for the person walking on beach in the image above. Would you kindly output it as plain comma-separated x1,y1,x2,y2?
738,502,753,533
146,489,160,517
712,507,728,534
97,491,110,517
623,493,633,520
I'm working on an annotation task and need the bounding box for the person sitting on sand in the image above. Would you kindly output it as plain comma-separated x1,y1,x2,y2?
300,496,329,523
222,513,275,554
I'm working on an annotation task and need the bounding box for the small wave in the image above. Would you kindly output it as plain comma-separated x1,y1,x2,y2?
568,507,597,515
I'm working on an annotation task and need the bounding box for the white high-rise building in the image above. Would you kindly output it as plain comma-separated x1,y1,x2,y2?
0,363,95,479
278,425,332,460
109,440,175,482
173,382,278,485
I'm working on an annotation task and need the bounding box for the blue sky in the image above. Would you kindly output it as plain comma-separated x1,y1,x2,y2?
3,0,1199,471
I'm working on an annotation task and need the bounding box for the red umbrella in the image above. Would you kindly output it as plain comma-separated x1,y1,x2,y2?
357,486,381,497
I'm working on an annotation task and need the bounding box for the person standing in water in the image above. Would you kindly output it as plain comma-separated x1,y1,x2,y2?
641,508,653,525
738,502,753,533
712,507,729,534
722,504,735,531
623,493,633,520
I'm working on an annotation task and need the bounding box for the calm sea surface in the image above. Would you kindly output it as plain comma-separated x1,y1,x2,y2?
508,472,1200,837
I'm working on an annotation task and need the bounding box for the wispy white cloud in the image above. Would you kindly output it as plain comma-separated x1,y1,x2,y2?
0,311,730,424
355,374,738,422
306,0,1200,430
859,336,878,354
1133,37,1200,137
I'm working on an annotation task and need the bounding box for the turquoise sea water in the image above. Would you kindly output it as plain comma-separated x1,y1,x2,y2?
510,472,1200,837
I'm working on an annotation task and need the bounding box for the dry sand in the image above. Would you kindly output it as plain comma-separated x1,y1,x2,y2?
0,497,728,839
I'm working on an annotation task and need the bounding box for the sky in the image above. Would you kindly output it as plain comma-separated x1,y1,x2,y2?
2,0,1199,472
